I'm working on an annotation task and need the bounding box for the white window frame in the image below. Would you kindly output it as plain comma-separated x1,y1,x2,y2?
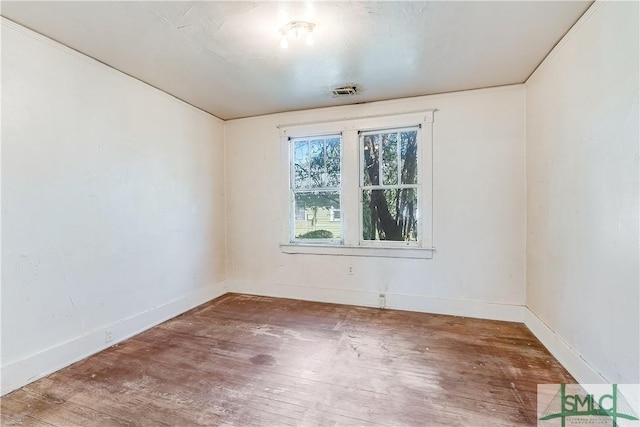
279,111,434,259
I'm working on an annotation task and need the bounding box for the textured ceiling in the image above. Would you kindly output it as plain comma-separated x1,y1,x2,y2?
1,1,592,120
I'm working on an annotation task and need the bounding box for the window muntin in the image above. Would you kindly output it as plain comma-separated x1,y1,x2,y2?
360,127,419,243
290,134,342,242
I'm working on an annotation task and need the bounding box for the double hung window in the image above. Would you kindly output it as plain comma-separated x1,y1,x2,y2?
360,127,419,243
290,134,342,242
282,111,433,258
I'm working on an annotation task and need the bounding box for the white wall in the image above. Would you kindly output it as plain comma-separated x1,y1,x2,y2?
225,86,526,319
526,1,639,384
7,0,635,400
1,19,227,394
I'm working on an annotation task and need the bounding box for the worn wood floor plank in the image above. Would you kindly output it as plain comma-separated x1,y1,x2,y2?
1,293,575,426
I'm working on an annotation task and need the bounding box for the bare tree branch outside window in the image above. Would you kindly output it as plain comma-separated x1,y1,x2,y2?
361,128,418,242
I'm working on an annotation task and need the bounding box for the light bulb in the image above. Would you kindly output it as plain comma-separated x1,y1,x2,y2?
305,32,314,46
280,36,289,49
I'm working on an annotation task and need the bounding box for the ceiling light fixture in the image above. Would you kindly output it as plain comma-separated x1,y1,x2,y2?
279,21,315,49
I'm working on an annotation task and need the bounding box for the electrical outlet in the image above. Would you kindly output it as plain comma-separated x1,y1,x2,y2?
379,294,386,309
347,266,354,275
105,329,113,344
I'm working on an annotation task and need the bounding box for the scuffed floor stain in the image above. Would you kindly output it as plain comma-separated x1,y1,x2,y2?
249,354,275,366
283,329,314,341
250,325,281,339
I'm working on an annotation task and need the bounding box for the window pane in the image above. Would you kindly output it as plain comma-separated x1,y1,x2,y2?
294,191,341,240
326,137,341,187
400,131,418,185
362,188,418,241
294,140,309,189
382,132,398,185
309,139,324,187
363,134,380,186
291,134,341,244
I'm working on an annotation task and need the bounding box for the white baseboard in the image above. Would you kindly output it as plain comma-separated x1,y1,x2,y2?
522,309,640,416
1,280,229,396
524,307,606,384
227,279,525,322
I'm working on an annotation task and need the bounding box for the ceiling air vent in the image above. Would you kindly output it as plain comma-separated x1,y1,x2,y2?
331,85,358,97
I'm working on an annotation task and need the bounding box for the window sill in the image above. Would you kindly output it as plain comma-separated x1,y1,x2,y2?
280,243,434,259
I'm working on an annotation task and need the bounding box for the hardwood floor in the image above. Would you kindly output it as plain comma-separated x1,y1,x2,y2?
2,293,574,426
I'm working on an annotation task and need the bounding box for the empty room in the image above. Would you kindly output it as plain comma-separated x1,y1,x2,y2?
1,0,638,426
